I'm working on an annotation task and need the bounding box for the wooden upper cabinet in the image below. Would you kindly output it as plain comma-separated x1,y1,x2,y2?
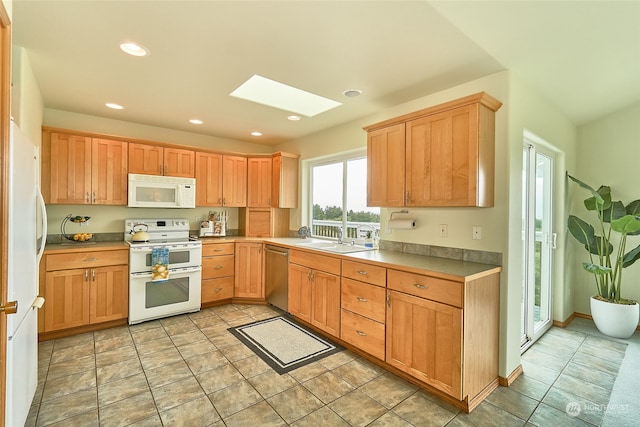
367,123,406,207
222,155,247,207
272,152,299,208
364,92,501,208
195,152,223,207
128,143,162,175
247,157,272,207
164,147,195,178
128,142,195,177
91,138,128,205
42,132,127,205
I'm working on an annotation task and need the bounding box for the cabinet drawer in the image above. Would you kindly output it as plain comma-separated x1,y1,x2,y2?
342,260,386,287
202,277,234,303
341,278,386,323
341,309,385,360
202,255,234,279
203,243,235,257
46,250,128,271
387,269,462,308
290,249,341,276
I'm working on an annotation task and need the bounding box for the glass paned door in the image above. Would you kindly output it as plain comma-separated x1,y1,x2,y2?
521,142,555,350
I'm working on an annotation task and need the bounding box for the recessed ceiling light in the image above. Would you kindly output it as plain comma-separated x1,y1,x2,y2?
251,131,263,137
120,42,149,57
230,74,342,117
287,115,301,121
105,103,124,110
189,119,203,125
343,89,362,98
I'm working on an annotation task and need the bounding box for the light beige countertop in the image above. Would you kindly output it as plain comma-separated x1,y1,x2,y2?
44,241,129,254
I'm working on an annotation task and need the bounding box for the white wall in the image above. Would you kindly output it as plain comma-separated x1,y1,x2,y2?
11,47,44,144
573,103,640,318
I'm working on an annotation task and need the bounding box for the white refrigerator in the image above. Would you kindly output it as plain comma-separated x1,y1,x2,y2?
6,122,46,426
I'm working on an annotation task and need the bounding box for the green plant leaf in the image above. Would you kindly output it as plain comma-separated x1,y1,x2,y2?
568,175,605,209
610,215,640,235
627,200,640,215
603,201,626,223
568,215,596,246
583,262,611,275
584,185,612,211
585,238,613,256
623,244,640,268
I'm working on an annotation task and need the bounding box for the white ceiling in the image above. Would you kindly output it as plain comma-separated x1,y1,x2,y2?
12,1,640,147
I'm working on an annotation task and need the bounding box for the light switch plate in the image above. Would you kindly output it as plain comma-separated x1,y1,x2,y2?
472,226,482,240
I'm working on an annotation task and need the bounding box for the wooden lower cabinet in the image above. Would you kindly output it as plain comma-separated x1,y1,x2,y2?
40,248,129,337
288,250,341,337
234,242,264,299
202,242,235,306
386,290,462,399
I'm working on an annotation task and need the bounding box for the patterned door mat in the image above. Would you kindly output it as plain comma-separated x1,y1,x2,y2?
228,315,343,374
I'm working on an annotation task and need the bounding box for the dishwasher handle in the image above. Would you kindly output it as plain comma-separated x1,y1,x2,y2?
265,246,289,256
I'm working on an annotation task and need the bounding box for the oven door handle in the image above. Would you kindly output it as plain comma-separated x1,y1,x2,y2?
130,266,201,278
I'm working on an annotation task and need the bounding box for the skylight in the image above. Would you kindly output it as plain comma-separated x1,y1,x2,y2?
230,75,342,117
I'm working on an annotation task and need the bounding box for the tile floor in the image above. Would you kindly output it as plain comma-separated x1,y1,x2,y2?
26,304,639,427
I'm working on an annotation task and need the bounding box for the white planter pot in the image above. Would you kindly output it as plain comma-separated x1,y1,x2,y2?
590,296,639,339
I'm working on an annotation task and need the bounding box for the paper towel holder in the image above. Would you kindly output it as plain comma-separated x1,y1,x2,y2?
390,210,409,221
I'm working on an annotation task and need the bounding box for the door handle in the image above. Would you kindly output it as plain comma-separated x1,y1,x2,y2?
0,300,18,314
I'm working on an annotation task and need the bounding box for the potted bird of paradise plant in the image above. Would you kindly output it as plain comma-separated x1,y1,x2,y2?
567,175,640,338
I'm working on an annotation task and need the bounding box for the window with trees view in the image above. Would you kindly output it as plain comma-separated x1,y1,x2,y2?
309,152,380,241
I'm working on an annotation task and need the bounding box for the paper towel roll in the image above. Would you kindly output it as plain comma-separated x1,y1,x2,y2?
388,219,416,229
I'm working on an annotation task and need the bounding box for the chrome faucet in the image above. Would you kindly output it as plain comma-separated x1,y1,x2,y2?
336,226,343,244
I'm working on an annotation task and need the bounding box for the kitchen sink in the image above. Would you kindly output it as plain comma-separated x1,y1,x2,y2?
296,240,374,254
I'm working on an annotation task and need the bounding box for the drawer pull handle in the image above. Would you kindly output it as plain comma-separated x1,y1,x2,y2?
83,258,98,262
414,284,428,289
214,265,223,269
214,288,223,292
213,249,223,252
356,330,367,337
357,270,367,275
357,297,368,303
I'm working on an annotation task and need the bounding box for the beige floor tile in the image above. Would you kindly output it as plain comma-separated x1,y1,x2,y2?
124,414,164,427
359,372,417,409
47,409,99,427
331,357,384,387
159,395,221,426
93,325,131,342
192,315,229,329
520,359,562,385
453,400,526,427
542,387,604,426
248,369,299,399
152,375,207,412
94,333,135,354
226,315,255,326
94,344,138,368
185,349,229,376
302,371,354,404
553,374,612,406
528,403,593,427
484,386,539,420
52,332,94,351
168,327,207,346
562,361,617,391
98,390,158,427
145,359,194,389
138,346,183,371
508,373,551,401
128,319,162,333
36,389,97,426
208,379,263,418
218,342,255,362
224,400,286,427
288,361,328,383
204,329,240,347
41,370,96,402
96,357,143,385
134,334,176,355
196,362,243,394
159,313,194,327
317,350,357,370
571,351,622,376
98,372,150,406
46,354,95,380
391,393,457,426
49,342,94,364
368,411,414,426
267,384,324,424
328,389,387,427
162,319,200,336
131,326,168,344
521,346,571,372
177,338,217,359
233,354,272,378
290,406,350,427
25,403,38,427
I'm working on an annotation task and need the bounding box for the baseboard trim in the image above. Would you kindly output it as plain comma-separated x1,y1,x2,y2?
498,364,523,387
554,311,640,331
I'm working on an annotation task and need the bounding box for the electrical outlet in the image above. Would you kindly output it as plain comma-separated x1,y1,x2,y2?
439,224,448,237
80,221,88,228
472,226,482,240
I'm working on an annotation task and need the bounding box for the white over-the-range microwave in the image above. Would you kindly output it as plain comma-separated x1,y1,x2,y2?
128,173,196,208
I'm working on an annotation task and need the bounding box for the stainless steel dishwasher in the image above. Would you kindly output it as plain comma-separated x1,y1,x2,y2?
265,245,289,311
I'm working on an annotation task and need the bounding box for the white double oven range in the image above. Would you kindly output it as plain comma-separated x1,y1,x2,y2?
125,218,202,325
